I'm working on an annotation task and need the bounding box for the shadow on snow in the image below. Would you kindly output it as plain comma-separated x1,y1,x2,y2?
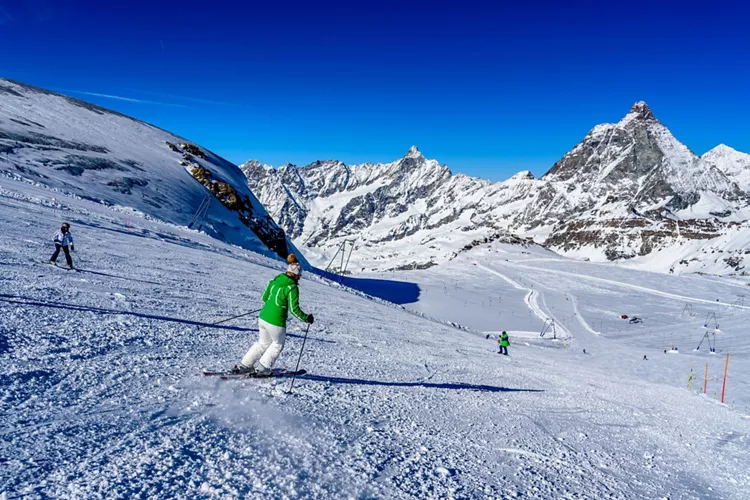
315,269,421,305
0,293,255,331
0,293,335,343
303,374,543,394
76,268,163,286
69,218,212,255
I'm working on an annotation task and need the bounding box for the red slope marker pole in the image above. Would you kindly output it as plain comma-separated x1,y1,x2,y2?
721,354,730,404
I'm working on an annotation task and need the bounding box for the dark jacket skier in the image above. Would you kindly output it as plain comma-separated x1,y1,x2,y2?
50,222,74,269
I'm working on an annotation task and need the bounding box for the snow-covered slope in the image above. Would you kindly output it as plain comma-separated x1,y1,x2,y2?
0,78,295,261
242,103,750,275
2,176,750,499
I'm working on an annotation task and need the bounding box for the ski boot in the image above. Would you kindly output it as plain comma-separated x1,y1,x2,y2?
231,364,255,375
254,364,272,377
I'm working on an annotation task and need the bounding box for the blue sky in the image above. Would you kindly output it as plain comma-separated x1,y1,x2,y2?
2,0,749,181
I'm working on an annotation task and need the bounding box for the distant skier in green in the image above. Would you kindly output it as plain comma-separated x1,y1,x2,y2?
234,254,314,376
498,331,509,355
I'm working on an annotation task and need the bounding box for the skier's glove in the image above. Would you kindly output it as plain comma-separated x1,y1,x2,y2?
306,314,314,325
70,245,75,252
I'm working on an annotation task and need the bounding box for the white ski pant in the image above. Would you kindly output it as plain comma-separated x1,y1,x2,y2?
241,319,287,369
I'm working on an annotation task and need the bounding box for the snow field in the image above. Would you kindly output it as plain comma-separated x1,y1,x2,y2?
371,242,750,413
1,181,750,498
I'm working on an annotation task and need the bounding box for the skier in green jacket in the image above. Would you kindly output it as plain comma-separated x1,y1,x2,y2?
235,254,314,375
498,331,510,355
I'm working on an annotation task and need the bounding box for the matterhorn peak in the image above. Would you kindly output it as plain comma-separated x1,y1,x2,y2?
404,145,424,159
627,101,655,120
615,101,656,128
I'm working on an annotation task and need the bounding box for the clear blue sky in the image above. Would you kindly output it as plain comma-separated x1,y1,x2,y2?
2,0,749,181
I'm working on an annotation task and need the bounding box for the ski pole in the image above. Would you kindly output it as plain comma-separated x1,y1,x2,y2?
196,308,261,331
71,247,83,269
286,323,311,394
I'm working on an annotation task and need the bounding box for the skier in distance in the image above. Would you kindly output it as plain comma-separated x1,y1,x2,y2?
233,253,314,376
49,222,75,270
498,331,509,355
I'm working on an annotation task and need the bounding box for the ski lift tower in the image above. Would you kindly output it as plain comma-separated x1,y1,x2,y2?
733,294,745,308
325,240,356,275
540,318,557,340
695,312,721,353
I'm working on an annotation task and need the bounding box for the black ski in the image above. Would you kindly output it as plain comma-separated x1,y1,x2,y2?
204,366,282,377
219,369,307,381
203,366,305,379
47,262,76,272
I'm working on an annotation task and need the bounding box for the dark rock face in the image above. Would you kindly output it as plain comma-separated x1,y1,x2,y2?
106,177,149,194
190,164,288,258
667,193,701,211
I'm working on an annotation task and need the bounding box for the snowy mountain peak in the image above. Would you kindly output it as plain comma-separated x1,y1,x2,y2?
627,101,655,121
404,145,423,159
510,170,535,180
240,159,273,171
702,144,750,191
705,144,746,158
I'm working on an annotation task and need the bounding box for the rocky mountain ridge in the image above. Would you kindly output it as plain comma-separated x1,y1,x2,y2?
242,102,750,275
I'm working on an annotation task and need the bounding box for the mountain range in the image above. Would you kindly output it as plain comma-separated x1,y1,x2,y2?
242,102,750,275
3,77,749,277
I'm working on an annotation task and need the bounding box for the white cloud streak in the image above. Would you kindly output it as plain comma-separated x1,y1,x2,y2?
58,89,188,108
125,88,248,108
0,7,14,25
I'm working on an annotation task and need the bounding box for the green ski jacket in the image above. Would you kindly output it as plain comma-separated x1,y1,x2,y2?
500,332,510,347
259,273,309,327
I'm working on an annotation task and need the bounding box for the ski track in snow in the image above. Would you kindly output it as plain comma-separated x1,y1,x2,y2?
1,180,750,498
476,262,572,340
569,293,601,335
508,262,750,311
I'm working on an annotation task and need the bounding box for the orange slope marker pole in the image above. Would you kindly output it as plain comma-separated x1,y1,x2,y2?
721,354,730,404
704,363,708,395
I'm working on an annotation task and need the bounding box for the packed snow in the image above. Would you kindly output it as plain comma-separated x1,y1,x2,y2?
2,173,750,498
